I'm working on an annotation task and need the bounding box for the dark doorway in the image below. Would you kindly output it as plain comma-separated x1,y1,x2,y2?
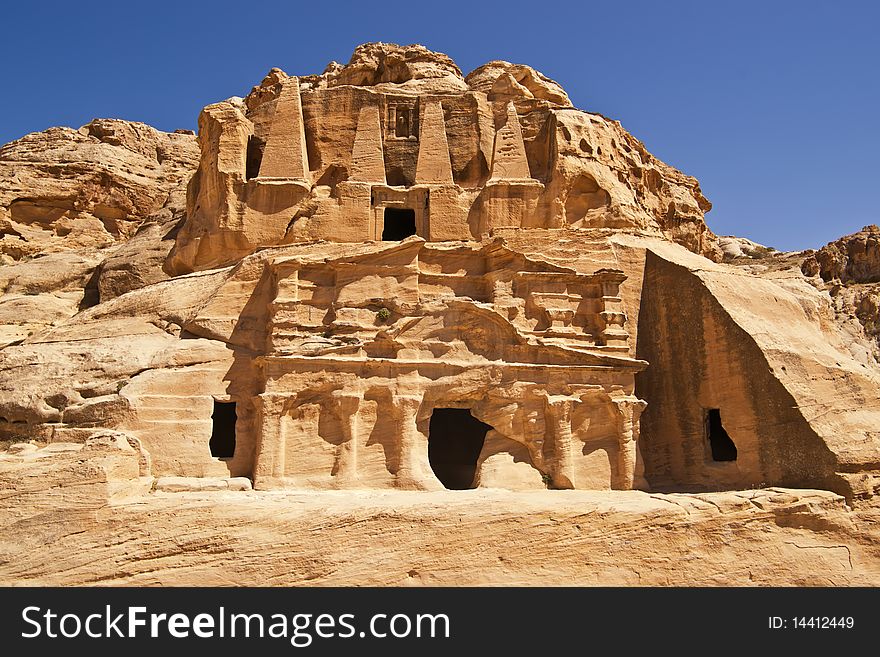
210,400,237,458
428,408,490,489
245,135,265,180
705,408,736,461
382,208,417,240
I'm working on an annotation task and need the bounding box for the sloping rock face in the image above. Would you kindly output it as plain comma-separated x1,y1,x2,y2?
165,43,717,274
1,42,879,586
0,119,197,260
0,120,198,347
3,475,878,586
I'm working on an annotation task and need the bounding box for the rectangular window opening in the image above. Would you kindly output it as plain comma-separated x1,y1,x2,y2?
210,400,237,459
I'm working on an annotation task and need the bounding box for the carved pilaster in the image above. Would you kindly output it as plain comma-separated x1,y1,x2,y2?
253,393,292,484
415,100,453,185
594,269,629,348
612,396,648,490
329,391,361,483
350,105,386,184
393,394,443,490
257,76,310,182
489,102,532,181
543,395,576,489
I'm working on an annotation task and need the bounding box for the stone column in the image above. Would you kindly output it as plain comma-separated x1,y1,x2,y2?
329,391,361,485
543,395,575,489
393,394,443,490
252,393,291,488
613,397,648,490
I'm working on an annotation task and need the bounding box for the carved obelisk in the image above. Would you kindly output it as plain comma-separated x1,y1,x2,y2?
415,100,454,185
490,102,531,181
258,76,310,181
350,105,386,184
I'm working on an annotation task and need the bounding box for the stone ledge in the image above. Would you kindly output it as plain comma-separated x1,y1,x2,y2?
154,476,253,493
2,487,875,586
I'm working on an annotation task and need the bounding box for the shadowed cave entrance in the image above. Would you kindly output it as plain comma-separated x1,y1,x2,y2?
427,408,491,490
706,408,737,461
382,208,417,240
210,400,237,458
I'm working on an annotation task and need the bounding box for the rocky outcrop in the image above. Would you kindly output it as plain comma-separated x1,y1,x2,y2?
0,250,103,347
0,120,198,345
244,43,469,117
96,202,187,302
0,264,231,436
829,284,880,363
0,433,151,524
322,42,468,94
546,108,716,258
798,226,880,364
718,235,777,261
0,119,197,261
802,225,880,283
465,60,572,106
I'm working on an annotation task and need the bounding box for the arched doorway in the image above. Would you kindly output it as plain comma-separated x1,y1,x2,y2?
427,408,491,489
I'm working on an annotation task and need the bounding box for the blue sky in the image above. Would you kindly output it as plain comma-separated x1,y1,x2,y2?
1,0,877,250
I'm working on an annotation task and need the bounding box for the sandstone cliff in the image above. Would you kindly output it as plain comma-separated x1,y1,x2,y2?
1,119,197,260
1,43,879,586
0,120,198,346
802,225,880,284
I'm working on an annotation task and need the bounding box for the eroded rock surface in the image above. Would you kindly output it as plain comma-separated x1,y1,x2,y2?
1,42,879,586
802,225,880,284
0,119,198,346
0,119,197,259
1,441,877,586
